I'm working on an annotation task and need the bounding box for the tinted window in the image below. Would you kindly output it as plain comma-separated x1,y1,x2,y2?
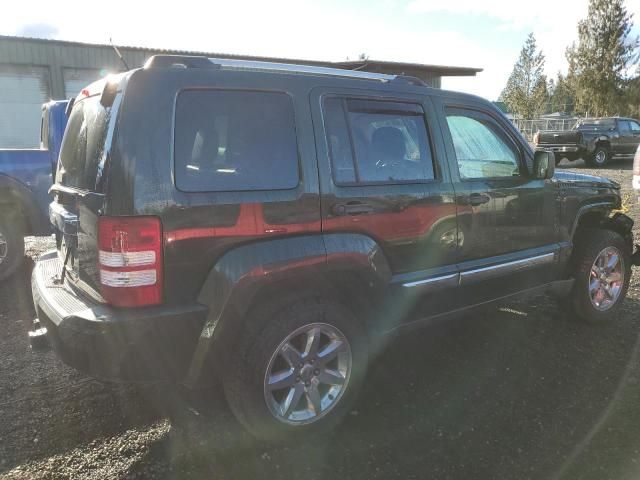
619,120,632,133
174,90,299,192
323,97,435,184
56,96,108,190
578,118,615,129
446,111,520,179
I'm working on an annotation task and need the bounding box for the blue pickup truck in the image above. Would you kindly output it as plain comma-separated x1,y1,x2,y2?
0,100,68,280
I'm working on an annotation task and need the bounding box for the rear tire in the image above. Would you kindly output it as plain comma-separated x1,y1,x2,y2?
587,146,610,167
0,213,25,282
222,294,368,442
563,229,631,324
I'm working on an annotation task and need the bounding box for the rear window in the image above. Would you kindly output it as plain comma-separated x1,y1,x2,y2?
577,118,615,129
174,90,299,192
56,96,108,190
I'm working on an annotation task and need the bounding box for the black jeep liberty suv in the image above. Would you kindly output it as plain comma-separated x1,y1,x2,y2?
32,55,640,440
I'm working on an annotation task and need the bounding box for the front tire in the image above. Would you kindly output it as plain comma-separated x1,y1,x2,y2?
588,146,610,167
564,229,631,324
222,295,368,441
0,213,25,282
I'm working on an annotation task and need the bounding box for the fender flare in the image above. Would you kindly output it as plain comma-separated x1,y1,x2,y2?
586,135,611,155
0,174,48,235
183,232,391,386
570,202,635,253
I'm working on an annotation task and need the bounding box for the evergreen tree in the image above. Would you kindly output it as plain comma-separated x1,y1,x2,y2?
622,74,640,118
549,73,575,114
566,0,639,116
499,33,547,118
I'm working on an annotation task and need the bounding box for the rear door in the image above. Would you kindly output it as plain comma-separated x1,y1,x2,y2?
311,87,459,325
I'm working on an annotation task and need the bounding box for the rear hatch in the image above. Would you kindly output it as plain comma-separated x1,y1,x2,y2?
535,130,582,146
50,82,117,301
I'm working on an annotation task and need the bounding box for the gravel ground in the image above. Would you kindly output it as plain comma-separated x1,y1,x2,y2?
0,158,639,480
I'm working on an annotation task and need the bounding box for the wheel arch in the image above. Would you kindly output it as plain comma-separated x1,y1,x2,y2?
571,203,634,250
184,232,392,387
0,174,46,235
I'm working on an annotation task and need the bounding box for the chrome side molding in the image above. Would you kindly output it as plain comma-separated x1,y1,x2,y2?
402,273,459,289
459,252,555,285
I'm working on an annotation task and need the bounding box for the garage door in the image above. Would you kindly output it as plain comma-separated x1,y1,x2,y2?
0,64,51,148
63,68,102,99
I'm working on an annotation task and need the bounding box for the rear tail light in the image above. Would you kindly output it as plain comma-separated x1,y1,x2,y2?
98,216,163,307
633,146,640,191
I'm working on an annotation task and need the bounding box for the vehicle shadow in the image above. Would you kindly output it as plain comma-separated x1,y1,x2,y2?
0,257,169,473
128,294,640,480
557,157,633,171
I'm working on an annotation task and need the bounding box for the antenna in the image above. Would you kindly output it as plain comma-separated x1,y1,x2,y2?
109,37,130,71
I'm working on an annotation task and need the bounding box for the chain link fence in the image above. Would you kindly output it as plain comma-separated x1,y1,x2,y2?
511,117,581,142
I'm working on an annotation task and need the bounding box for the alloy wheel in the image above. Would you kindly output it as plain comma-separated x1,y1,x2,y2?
264,323,352,425
589,246,624,311
594,150,607,165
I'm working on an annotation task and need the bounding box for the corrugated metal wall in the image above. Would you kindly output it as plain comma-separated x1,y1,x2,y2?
0,37,153,100
0,38,162,147
0,36,448,147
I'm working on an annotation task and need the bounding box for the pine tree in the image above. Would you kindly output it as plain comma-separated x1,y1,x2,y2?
499,33,547,118
622,75,640,118
549,73,575,114
566,0,639,116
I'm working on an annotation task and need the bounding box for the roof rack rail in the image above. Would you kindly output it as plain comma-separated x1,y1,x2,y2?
144,55,219,70
207,58,395,82
391,75,429,87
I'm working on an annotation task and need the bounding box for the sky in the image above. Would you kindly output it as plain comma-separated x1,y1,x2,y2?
2,0,640,100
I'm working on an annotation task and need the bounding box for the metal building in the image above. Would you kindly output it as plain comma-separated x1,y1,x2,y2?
0,35,482,148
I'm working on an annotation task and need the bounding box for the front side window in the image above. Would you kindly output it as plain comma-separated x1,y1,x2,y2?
323,97,435,184
446,110,520,179
174,90,299,192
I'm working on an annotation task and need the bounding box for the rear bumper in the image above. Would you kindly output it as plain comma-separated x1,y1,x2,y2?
545,145,581,153
31,251,208,382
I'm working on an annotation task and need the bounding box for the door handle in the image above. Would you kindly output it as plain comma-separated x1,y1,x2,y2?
468,193,491,206
332,202,373,216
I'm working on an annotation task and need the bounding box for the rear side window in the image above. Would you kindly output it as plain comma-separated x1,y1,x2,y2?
56,96,108,190
322,97,435,184
174,90,299,192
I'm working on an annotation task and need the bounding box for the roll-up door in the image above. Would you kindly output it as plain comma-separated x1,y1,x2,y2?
0,64,51,148
63,68,102,99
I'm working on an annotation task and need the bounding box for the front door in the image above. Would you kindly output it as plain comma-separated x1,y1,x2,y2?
439,103,558,305
311,88,459,329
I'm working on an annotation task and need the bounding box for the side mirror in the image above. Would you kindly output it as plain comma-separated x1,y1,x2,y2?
533,149,555,180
